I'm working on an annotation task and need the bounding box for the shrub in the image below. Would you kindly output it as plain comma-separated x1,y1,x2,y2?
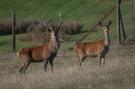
59,20,83,35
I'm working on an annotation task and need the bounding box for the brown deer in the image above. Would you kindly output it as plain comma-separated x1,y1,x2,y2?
74,21,111,67
17,21,62,76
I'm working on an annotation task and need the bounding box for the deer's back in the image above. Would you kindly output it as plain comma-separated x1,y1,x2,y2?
18,44,51,62
75,39,105,56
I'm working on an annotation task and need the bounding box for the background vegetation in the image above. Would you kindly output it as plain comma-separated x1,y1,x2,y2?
0,0,134,52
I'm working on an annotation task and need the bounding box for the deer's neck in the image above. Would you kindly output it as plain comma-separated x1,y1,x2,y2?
104,30,110,46
49,33,60,53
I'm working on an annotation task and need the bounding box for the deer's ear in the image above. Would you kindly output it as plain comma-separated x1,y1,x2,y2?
48,27,53,32
108,20,112,26
98,22,102,26
42,20,47,27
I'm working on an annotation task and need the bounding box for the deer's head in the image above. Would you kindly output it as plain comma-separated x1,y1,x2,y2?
99,20,111,32
50,22,62,36
43,20,62,41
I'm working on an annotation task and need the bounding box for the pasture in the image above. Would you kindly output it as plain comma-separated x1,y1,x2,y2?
0,40,135,89
0,0,135,89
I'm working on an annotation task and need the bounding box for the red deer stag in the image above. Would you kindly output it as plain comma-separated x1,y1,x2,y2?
17,21,62,76
74,21,111,67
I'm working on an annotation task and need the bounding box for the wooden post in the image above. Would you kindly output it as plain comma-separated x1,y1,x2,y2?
12,12,16,52
117,0,121,44
134,0,135,17
116,0,126,44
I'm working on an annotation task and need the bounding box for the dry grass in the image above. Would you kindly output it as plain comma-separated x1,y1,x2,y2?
0,44,135,89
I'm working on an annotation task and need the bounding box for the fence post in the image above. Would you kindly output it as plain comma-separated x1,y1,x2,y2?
12,12,16,52
134,0,135,18
116,0,127,44
116,0,121,44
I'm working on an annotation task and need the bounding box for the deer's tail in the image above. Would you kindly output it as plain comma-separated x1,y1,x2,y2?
17,50,21,58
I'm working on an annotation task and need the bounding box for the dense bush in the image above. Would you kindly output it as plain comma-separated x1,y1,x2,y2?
19,20,53,43
19,20,83,43
0,20,12,35
19,32,50,44
60,20,83,35
0,19,83,36
0,19,83,43
0,19,39,35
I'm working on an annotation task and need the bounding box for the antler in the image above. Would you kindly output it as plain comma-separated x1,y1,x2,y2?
42,17,53,32
57,13,62,31
99,20,112,26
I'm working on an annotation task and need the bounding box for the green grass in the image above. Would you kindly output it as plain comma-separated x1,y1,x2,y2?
0,0,134,52
0,35,12,52
0,35,38,52
0,0,114,19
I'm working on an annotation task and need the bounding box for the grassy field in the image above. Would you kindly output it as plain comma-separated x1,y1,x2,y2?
0,38,135,89
0,0,135,89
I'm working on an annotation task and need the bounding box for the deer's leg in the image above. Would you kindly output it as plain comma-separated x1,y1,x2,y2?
19,60,31,77
101,56,105,65
78,56,82,67
79,57,86,67
49,60,54,73
19,55,32,77
79,59,82,67
78,52,85,67
22,61,31,75
98,54,102,67
44,59,49,72
78,58,81,66
75,50,80,65
19,64,25,76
